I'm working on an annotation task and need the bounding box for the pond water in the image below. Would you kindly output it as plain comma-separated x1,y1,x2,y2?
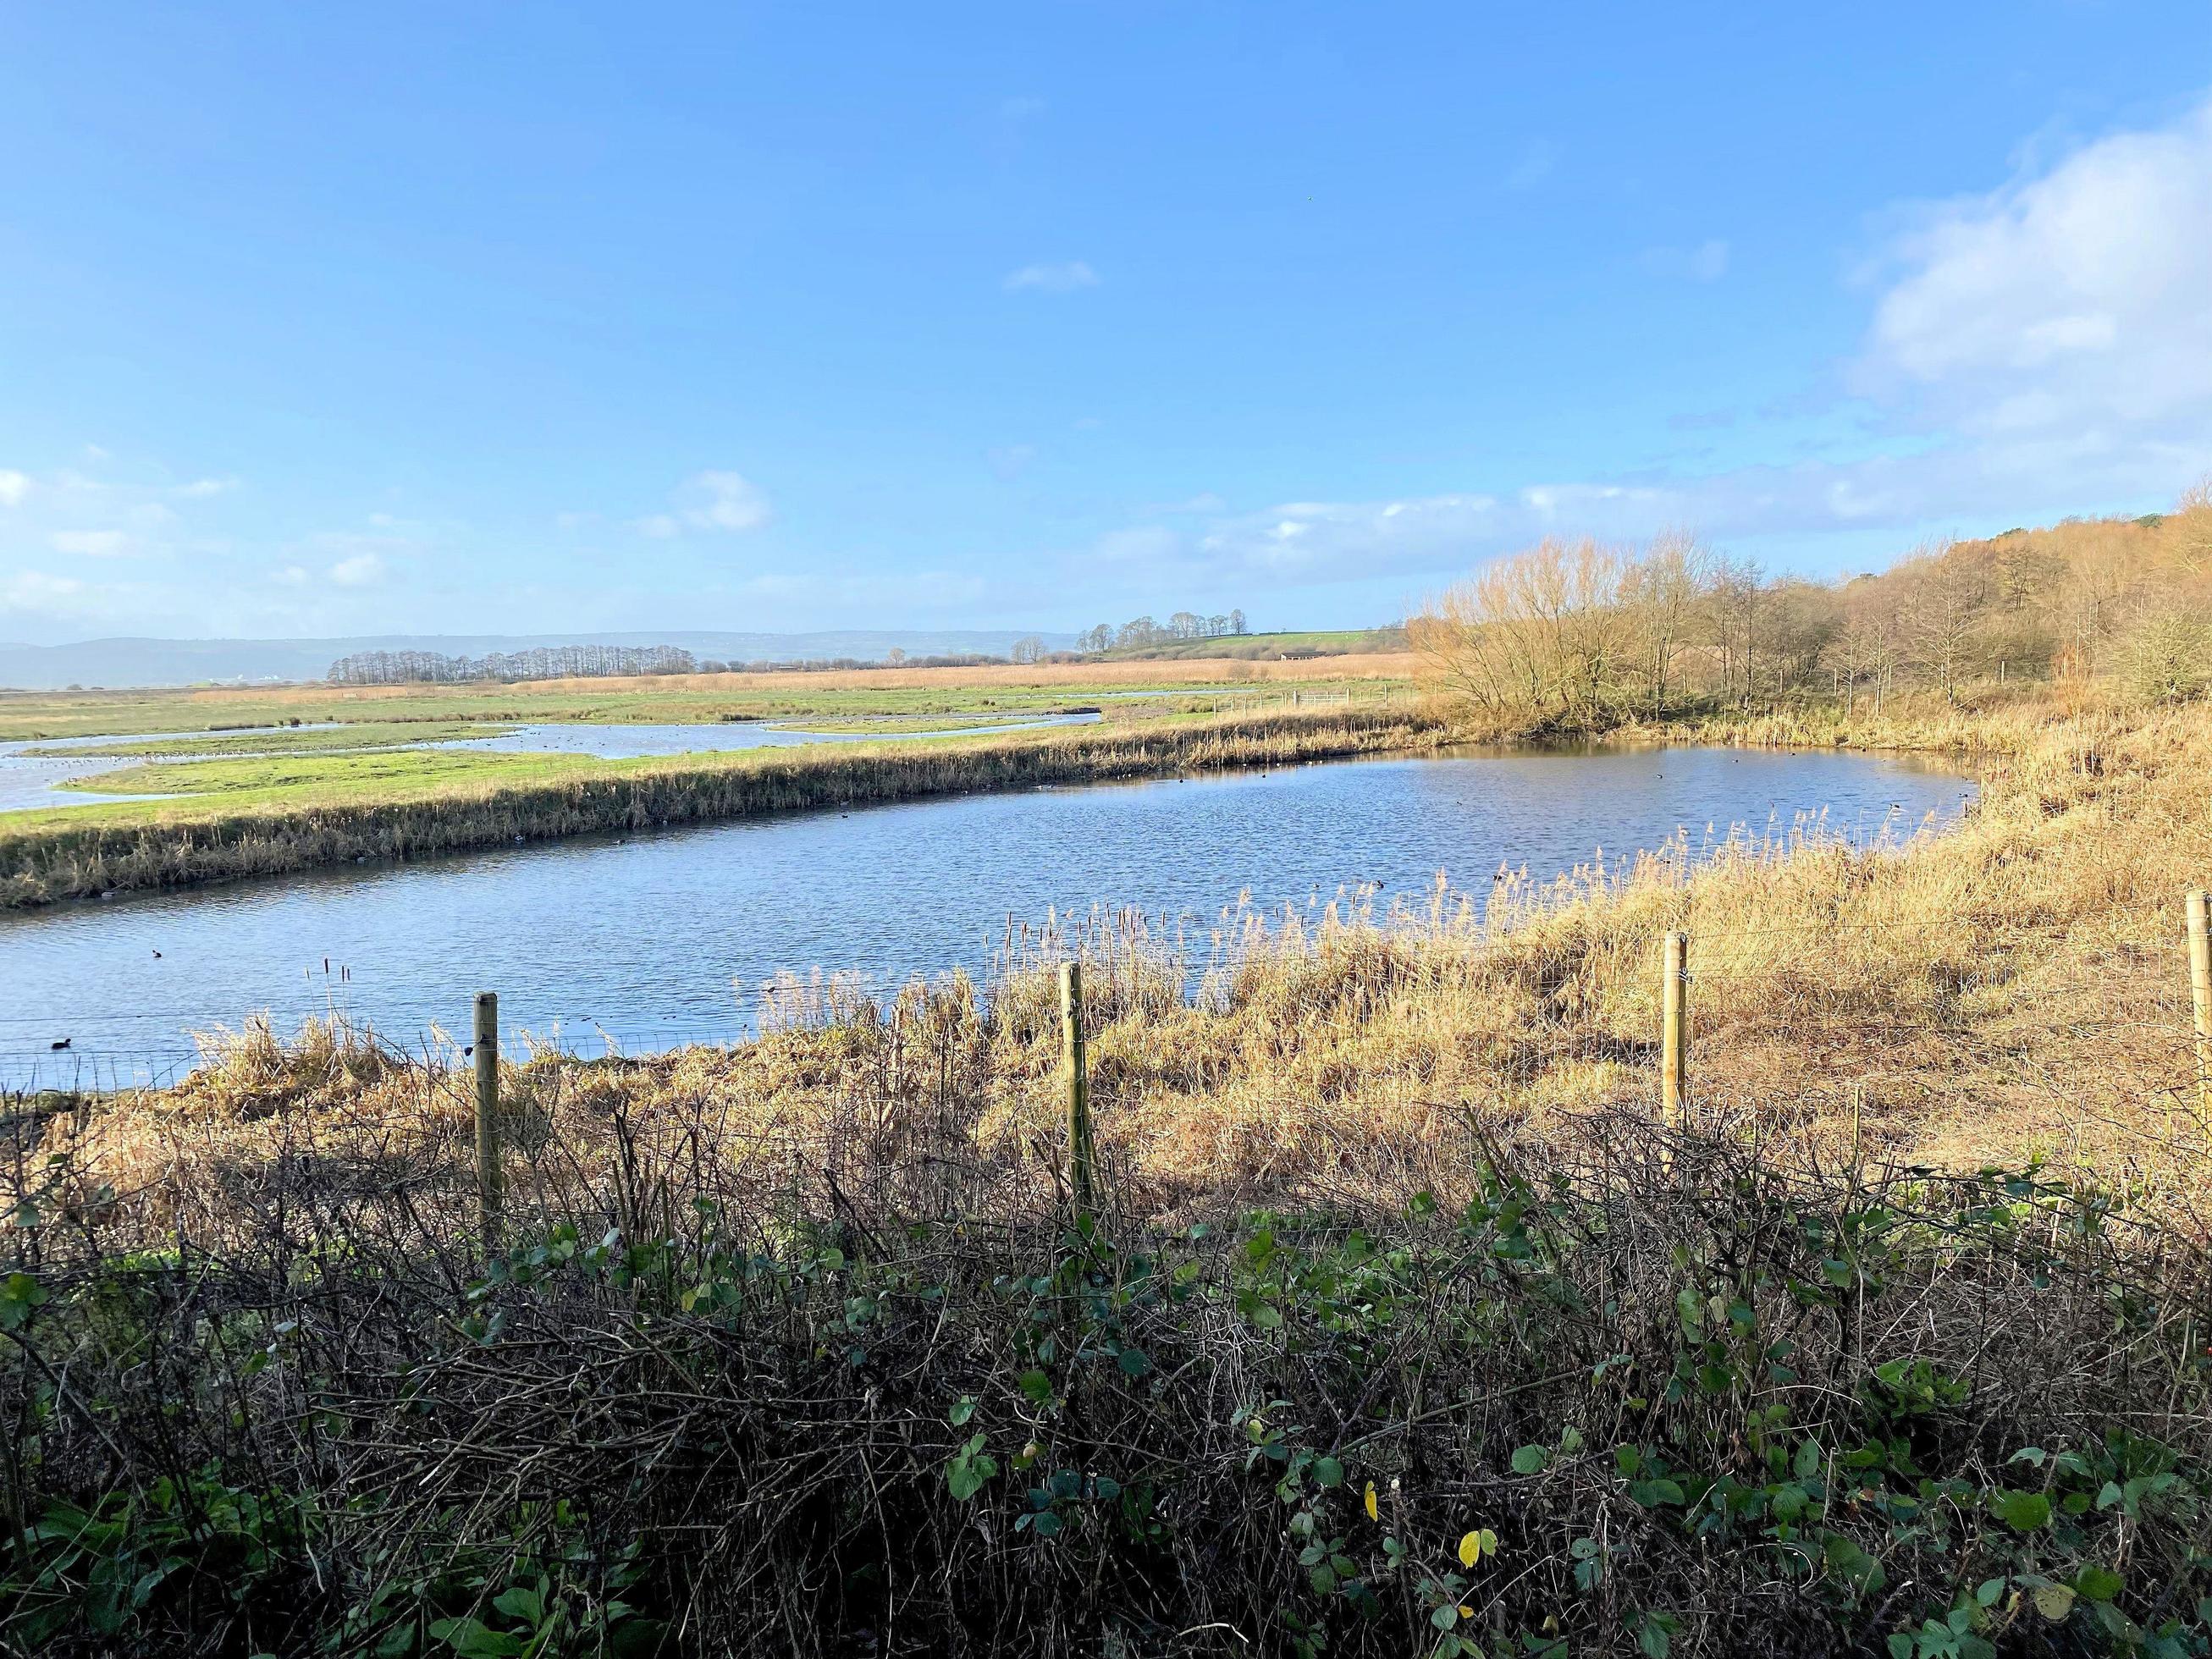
0,736,188,812
0,744,1975,1089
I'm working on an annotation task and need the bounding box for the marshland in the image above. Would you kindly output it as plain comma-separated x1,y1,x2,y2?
6,500,2212,1656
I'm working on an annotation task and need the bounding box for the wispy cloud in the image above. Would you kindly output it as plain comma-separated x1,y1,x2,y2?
0,470,27,509
1003,260,1099,294
328,551,387,587
1504,139,1557,191
2,570,89,612
637,470,772,537
1640,239,1730,282
51,529,135,557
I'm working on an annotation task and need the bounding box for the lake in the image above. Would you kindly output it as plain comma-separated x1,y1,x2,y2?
0,744,1974,1089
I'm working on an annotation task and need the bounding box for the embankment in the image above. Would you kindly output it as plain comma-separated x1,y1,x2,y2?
0,705,1437,907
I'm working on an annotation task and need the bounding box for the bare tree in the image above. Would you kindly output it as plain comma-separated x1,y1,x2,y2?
1895,544,1989,703
1619,531,1710,715
1410,537,1637,730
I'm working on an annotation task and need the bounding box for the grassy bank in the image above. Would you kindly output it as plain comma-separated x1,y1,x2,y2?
0,705,1437,907
15,722,518,759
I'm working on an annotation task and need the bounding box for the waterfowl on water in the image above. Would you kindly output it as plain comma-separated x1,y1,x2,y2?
50,1038,70,1050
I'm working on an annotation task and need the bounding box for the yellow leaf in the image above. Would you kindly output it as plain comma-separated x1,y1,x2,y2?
2033,1585,2077,1622
1363,1482,1378,1521
1459,1530,1481,1568
1458,1605,1474,1619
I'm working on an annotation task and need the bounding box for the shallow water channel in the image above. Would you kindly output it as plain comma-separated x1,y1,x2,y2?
0,743,1974,1089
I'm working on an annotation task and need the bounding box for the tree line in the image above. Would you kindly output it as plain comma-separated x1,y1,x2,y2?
1409,482,2212,729
327,644,1051,685
1074,610,1248,653
328,645,702,685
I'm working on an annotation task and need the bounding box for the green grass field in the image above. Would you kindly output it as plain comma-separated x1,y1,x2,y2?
1094,626,1406,662
20,737,969,830
0,660,1409,741
11,700,1381,835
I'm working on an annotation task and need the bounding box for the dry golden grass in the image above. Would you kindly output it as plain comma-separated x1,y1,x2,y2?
499,653,1421,697
47,692,2209,1241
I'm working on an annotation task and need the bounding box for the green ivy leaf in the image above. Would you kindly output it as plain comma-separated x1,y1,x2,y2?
0,1272,46,1331
946,1433,999,1502
2073,1565,2121,1603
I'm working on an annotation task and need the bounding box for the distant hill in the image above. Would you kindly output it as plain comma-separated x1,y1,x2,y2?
0,631,1078,690
1093,627,1407,663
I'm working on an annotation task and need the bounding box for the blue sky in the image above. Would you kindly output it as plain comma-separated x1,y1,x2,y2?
3,3,2209,643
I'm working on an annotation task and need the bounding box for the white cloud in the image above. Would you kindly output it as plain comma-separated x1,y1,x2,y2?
1003,261,1100,294
2,570,87,610
0,470,27,508
178,477,238,498
272,565,309,587
1641,238,1730,282
1062,96,2212,595
328,552,387,587
635,471,772,537
51,529,133,557
687,470,770,531
1854,95,2212,453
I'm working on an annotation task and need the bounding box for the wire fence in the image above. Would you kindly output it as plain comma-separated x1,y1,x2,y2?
5,896,2202,1166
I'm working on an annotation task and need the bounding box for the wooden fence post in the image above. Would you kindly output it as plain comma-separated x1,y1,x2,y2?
2187,891,2212,1133
1660,931,1688,1133
473,990,504,1247
1060,962,1094,1217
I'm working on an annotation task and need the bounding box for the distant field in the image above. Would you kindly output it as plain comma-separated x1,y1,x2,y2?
1094,627,1406,662
0,653,1418,741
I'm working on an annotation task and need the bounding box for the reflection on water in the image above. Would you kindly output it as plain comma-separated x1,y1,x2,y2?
0,744,1975,1088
